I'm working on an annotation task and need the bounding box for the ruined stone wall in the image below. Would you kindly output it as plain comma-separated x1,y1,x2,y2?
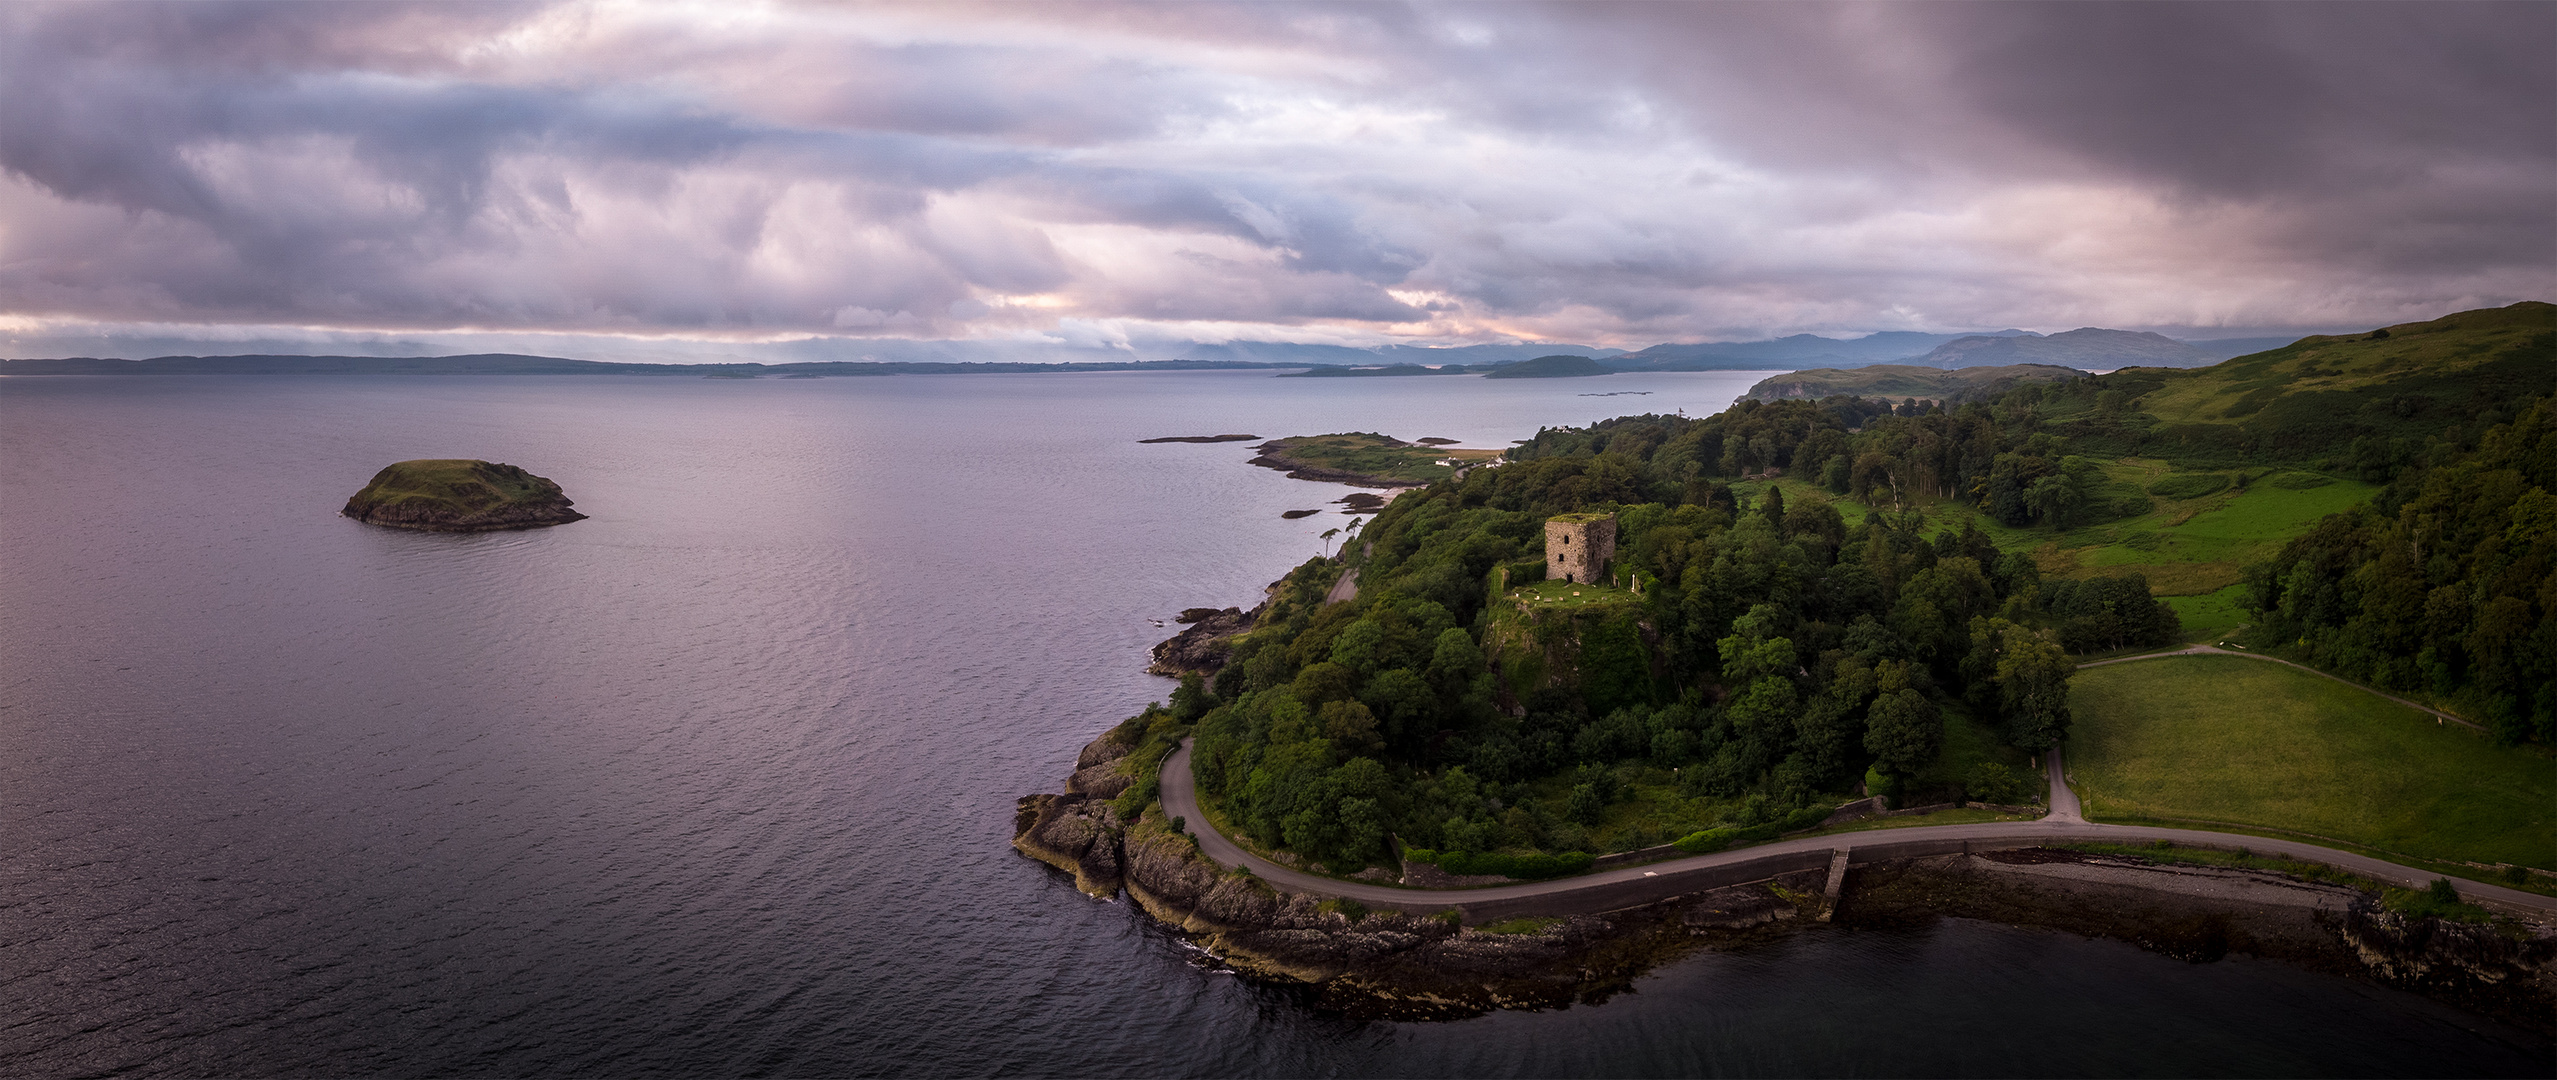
1544,515,1616,585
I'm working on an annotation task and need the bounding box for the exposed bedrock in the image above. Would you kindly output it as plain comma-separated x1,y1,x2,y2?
1146,604,1261,677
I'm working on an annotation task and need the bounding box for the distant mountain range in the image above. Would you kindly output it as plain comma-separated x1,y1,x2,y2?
1907,328,2213,370
1174,341,1629,365
4,330,2315,377
1601,330,2037,371
1167,329,2294,371
1595,327,2253,372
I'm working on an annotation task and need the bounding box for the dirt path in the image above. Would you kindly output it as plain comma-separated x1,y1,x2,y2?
2077,643,2485,732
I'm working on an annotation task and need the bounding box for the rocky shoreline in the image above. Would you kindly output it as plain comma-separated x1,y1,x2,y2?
1016,769,1819,1018
1017,731,2557,1028
1146,606,1261,677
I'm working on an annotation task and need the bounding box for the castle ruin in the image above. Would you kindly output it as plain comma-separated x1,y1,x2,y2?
1544,513,1617,585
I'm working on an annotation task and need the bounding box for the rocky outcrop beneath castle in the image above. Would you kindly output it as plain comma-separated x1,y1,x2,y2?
1147,605,1262,677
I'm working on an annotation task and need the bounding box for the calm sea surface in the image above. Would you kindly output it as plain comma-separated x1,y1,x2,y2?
1,372,2544,1077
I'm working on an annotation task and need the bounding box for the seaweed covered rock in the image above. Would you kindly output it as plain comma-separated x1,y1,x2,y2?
343,459,585,532
1147,605,1261,677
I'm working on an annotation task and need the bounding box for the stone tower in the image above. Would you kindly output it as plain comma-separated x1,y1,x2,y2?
1544,513,1617,585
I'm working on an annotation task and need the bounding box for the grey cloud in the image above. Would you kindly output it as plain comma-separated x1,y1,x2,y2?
1457,3,2555,286
0,0,2546,344
1925,3,2554,197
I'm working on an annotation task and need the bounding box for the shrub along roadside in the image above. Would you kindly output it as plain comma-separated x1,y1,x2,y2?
1111,774,1161,820
2383,878,2495,924
1106,704,1192,820
1674,806,1832,853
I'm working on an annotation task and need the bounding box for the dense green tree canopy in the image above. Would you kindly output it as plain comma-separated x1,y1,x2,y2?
2249,398,2557,742
1173,313,2552,871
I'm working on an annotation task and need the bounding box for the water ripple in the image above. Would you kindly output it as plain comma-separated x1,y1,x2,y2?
0,373,2542,1077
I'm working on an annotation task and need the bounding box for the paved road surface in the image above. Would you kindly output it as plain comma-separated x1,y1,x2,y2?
1323,568,1359,605
1155,740,2554,917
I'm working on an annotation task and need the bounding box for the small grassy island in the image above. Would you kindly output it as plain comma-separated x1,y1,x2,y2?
342,459,586,532
1249,433,1500,487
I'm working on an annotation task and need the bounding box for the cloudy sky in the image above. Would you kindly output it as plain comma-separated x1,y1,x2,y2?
2,1,2550,359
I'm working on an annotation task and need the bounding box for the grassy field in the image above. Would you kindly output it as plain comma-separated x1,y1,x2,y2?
2161,584,2251,641
1506,578,1641,610
2128,301,2555,428
2068,655,2552,869
1733,468,2374,602
1969,464,2374,596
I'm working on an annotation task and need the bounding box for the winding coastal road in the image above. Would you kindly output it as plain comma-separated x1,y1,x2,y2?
1156,740,2555,920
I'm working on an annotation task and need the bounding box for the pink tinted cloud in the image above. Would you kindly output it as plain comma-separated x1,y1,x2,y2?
0,1,2545,346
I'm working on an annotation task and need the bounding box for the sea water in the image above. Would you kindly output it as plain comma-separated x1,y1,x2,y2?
1,372,2544,1077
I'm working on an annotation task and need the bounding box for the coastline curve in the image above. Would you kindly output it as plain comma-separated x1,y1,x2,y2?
1157,740,2555,921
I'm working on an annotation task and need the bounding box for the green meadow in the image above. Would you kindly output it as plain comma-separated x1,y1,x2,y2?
2068,655,2552,870
1732,465,2376,605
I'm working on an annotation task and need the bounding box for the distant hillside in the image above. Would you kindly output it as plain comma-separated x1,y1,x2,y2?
2081,301,2557,462
1169,341,1399,365
2179,337,2303,363
1743,363,2088,405
1915,328,2215,370
1482,354,1611,379
1369,342,1626,364
1277,364,1472,378
1181,340,1623,366
1609,330,2037,371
